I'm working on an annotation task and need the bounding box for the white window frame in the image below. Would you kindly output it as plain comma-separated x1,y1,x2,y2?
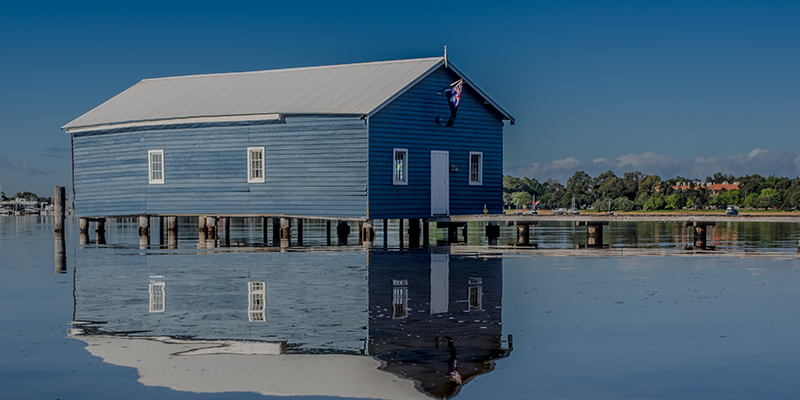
469,151,483,186
149,281,165,313
248,281,266,322
148,150,165,184
392,279,408,319
393,148,408,186
247,147,265,183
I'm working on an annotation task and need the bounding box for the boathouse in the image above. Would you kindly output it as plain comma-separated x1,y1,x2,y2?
63,57,514,221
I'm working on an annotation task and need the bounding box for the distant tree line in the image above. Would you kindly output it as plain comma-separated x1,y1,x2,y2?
0,191,51,204
504,171,800,211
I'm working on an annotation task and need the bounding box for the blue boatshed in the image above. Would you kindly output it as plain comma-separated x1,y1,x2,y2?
63,57,514,220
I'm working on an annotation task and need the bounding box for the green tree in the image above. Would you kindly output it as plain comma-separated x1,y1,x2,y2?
503,176,524,194
510,191,532,208
0,191,6,201
644,195,665,211
593,170,625,201
564,171,593,208
757,188,779,209
665,194,683,210
614,196,635,212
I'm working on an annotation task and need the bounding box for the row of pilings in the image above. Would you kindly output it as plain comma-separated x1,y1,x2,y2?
81,216,503,249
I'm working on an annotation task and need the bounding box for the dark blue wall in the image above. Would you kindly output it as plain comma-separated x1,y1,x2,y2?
368,67,505,219
73,116,369,218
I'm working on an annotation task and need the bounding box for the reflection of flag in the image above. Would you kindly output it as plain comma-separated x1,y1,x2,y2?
444,79,463,127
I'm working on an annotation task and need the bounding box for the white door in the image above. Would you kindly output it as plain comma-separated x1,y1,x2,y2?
430,253,449,314
431,151,449,215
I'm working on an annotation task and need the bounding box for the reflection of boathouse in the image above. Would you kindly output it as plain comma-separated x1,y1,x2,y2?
71,247,510,399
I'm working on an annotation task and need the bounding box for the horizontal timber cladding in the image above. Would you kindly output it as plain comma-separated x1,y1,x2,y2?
368,66,505,219
73,115,369,218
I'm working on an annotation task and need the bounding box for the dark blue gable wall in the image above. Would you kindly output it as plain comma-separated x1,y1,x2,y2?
368,67,505,219
73,116,368,218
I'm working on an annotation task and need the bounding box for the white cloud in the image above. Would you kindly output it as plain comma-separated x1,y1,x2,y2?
507,148,800,182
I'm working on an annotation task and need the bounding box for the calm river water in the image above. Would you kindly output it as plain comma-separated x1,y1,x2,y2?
2,215,800,399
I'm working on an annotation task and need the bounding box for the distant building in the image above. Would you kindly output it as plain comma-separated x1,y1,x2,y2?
672,182,739,196
63,57,514,220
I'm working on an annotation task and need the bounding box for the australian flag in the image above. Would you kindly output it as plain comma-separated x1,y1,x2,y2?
444,79,463,127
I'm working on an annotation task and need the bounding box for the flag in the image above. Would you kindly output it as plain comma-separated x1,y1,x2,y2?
444,79,463,127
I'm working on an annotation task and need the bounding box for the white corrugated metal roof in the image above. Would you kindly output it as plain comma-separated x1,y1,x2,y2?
63,57,514,131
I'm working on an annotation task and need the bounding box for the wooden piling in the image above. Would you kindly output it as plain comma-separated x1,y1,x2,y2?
54,186,66,233
516,224,529,245
399,219,404,248
337,220,350,246
326,220,332,246
297,218,303,246
382,219,388,248
422,219,429,247
139,215,150,236
361,220,375,242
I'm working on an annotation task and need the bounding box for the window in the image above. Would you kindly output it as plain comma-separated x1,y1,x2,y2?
148,150,164,184
248,281,266,322
247,147,265,183
392,279,408,319
468,277,482,311
469,151,483,185
393,149,408,185
149,281,165,313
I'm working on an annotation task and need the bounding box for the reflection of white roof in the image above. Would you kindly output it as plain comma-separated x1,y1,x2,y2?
77,336,432,400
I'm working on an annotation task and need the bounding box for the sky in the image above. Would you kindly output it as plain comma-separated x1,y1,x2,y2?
0,0,798,197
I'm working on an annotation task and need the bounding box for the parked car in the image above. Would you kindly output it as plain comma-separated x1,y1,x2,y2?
726,205,738,216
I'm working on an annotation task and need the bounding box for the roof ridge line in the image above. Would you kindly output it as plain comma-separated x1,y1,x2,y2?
141,57,444,82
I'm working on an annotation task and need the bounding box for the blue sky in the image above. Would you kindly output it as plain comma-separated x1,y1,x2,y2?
1,1,798,196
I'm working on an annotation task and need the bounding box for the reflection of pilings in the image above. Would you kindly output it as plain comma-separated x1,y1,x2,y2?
166,216,178,249
222,217,231,247
337,220,350,246
158,217,165,246
54,186,66,233
422,219,429,247
297,218,303,246
407,219,420,248
382,219,388,248
55,231,66,274
486,221,499,245
327,220,332,246
576,221,608,247
272,217,280,246
95,219,106,245
438,222,467,243
263,217,270,245
398,219,404,248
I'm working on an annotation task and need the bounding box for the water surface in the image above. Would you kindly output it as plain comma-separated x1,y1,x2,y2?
1,216,799,399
